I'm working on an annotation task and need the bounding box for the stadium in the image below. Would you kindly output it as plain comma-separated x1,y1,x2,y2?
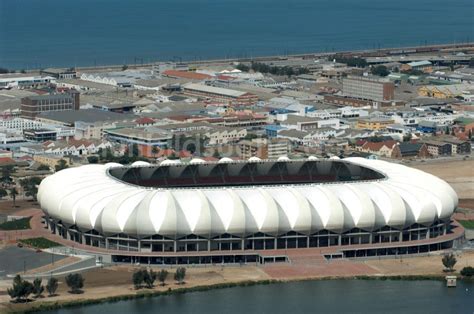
37,157,461,264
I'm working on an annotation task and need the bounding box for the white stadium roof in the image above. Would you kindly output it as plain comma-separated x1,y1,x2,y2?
37,158,457,238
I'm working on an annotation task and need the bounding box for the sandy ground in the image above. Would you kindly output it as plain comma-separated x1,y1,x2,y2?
409,159,474,199
364,251,474,276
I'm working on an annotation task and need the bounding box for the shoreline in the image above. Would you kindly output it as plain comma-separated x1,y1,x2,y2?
7,274,473,314
3,42,473,72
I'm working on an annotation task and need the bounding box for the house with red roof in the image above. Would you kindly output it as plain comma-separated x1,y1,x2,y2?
357,140,399,158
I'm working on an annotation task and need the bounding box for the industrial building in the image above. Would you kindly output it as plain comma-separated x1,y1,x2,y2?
183,83,258,105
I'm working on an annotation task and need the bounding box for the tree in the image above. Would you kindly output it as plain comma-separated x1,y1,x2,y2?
21,69,26,74
1,165,14,185
37,164,50,171
132,269,157,289
87,156,99,164
445,126,450,135
158,269,168,286
46,277,58,296
0,67,9,74
9,187,18,207
371,65,389,77
20,177,42,201
122,65,128,71
32,278,44,298
7,275,34,302
65,273,84,294
235,63,250,72
174,267,186,284
132,269,145,289
442,253,457,272
403,133,412,142
151,146,159,158
468,129,472,140
55,159,68,172
143,269,156,288
0,188,7,199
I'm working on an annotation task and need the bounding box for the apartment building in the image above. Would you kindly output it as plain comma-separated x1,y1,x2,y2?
342,76,394,101
239,138,289,160
21,90,80,119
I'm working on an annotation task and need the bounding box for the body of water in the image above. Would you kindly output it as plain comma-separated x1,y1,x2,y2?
0,0,473,69
41,280,473,314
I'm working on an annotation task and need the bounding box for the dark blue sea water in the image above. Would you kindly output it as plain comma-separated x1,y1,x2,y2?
0,0,473,69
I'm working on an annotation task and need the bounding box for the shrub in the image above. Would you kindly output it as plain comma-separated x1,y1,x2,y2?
133,269,157,289
460,266,474,277
65,273,84,294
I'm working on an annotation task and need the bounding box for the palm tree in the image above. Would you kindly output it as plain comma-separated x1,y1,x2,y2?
9,187,18,207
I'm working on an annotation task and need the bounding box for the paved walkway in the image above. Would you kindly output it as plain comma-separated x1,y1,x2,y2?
0,207,467,281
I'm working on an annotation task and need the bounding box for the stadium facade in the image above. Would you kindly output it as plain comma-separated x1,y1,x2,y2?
38,157,461,264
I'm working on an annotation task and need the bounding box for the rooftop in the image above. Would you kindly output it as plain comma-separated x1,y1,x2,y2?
38,109,136,124
184,83,249,98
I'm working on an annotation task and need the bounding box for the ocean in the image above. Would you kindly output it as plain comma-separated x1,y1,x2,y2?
0,0,473,69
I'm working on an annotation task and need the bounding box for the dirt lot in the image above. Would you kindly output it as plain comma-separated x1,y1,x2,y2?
409,159,474,199
0,199,39,216
365,251,474,276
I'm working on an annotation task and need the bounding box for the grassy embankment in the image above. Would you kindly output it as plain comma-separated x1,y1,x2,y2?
0,217,31,230
18,237,61,249
458,220,474,229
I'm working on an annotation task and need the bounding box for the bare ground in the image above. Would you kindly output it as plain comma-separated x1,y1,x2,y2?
409,159,474,199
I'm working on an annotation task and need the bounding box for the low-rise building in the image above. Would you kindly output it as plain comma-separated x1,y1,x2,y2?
40,68,77,79
280,115,340,131
356,117,394,130
183,83,258,106
423,140,452,156
394,142,429,159
356,140,399,158
105,127,172,149
239,138,289,160
401,61,433,73
439,138,471,155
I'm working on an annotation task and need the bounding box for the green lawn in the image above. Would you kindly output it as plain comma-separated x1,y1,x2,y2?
19,237,61,249
459,220,474,230
0,217,31,230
